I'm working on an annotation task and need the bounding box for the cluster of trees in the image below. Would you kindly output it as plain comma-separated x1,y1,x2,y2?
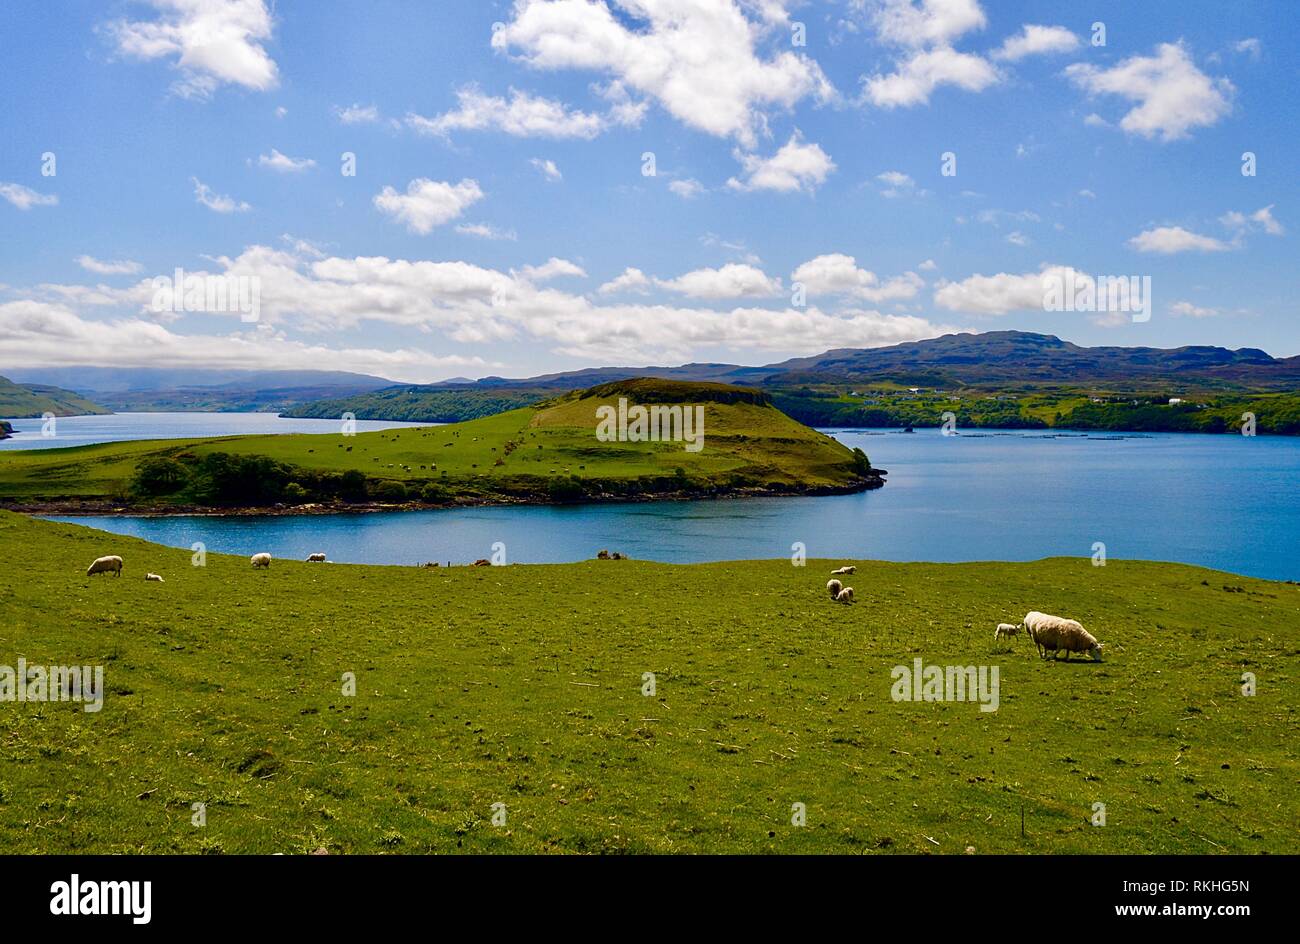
772,393,1047,430
131,452,377,506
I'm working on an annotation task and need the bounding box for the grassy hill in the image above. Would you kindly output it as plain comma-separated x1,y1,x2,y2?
1,510,1295,853
0,375,109,419
0,379,879,510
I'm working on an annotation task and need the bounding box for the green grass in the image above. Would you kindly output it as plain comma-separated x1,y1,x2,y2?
0,380,870,506
0,375,109,419
2,510,1295,854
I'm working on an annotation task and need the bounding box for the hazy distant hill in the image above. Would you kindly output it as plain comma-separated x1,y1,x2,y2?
1,367,398,413
0,375,109,419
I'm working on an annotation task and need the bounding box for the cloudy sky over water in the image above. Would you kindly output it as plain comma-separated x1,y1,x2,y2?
0,0,1295,382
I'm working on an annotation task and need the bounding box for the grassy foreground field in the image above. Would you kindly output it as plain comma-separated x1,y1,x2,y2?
1,510,1295,854
0,380,877,509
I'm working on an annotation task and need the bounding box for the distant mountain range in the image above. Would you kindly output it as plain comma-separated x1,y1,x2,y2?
456,331,1300,392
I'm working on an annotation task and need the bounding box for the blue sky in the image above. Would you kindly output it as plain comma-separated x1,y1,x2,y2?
0,0,1295,382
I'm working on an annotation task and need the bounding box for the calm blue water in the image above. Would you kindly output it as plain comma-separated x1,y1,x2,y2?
0,411,429,450
43,422,1300,580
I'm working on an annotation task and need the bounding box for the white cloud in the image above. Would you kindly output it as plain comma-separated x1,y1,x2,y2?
517,257,587,282
407,86,606,139
1170,300,1219,318
0,300,484,384
76,256,143,276
0,182,58,210
7,242,958,370
256,149,316,172
669,178,705,199
598,267,652,295
863,46,998,108
191,177,250,214
727,133,835,193
993,24,1078,61
373,178,484,234
1221,205,1284,237
492,0,833,147
791,253,923,302
274,105,287,119
1005,231,1029,246
917,259,938,271
1065,42,1233,141
1127,225,1230,254
1233,38,1261,59
455,223,518,241
335,103,380,124
655,263,782,299
105,0,279,99
876,169,919,197
871,0,986,47
934,264,1081,314
1078,189,1096,198
530,158,563,181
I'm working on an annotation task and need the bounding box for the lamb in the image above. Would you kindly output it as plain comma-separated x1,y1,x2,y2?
834,587,855,604
1022,611,1103,661
305,553,327,562
251,552,272,568
827,578,843,599
145,573,164,582
86,555,123,577
994,622,1021,642
831,565,856,576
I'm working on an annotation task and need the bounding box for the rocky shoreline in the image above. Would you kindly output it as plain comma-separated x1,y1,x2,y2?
3,470,886,518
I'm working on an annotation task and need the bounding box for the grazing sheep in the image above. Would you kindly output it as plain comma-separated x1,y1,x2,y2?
827,578,843,599
251,553,272,569
831,565,856,576
597,549,610,560
994,622,1021,642
145,573,164,582
834,587,855,604
305,553,327,562
86,555,123,578
1023,611,1103,661
472,558,491,567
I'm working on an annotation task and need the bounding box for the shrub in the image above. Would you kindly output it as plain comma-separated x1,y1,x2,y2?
131,457,189,496
371,480,408,502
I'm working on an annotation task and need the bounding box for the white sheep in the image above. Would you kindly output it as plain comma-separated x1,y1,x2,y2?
834,587,855,604
994,622,1021,642
827,578,843,599
305,553,327,562
86,555,123,578
831,565,856,575
145,573,164,582
251,552,272,568
1023,611,1103,661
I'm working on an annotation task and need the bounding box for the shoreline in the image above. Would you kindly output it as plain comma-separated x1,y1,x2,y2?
4,472,886,518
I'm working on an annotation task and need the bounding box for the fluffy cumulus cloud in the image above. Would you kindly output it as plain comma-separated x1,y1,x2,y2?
1127,225,1230,254
335,103,380,124
654,263,782,299
491,0,833,147
791,254,924,303
863,45,998,108
993,24,1078,61
933,264,1081,314
727,133,835,193
597,267,652,295
1065,42,1233,141
373,178,484,234
407,86,608,139
861,0,997,108
105,0,279,99
0,182,58,210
